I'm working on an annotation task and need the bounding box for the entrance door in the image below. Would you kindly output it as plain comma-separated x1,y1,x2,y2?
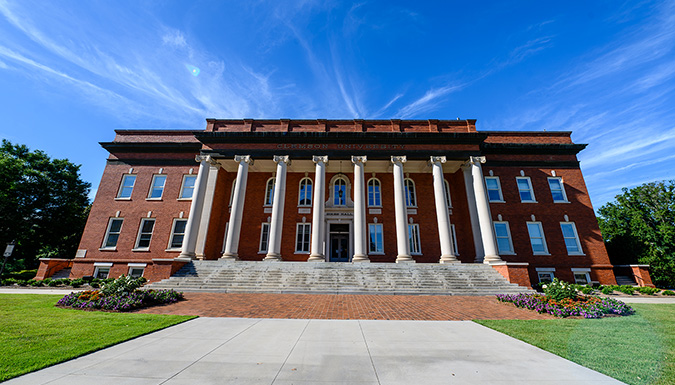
330,234,350,262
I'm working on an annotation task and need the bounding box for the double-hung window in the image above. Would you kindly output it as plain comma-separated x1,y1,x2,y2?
493,222,515,254
572,269,591,284
102,218,123,249
537,270,555,283
408,223,421,254
516,177,536,202
179,175,197,199
298,178,312,206
117,175,136,199
485,177,503,202
148,175,167,199
548,177,568,202
368,223,384,253
135,218,155,250
295,223,311,253
527,222,548,254
560,222,584,255
169,219,187,249
368,178,381,207
259,223,271,252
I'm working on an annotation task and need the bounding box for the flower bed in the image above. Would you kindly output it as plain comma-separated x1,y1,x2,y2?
496,293,634,318
56,275,183,312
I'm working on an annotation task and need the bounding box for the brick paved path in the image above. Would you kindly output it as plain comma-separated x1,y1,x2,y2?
135,293,553,320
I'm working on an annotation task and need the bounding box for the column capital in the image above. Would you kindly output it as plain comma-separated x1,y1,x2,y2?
351,155,367,164
312,155,329,164
234,155,254,165
195,155,220,167
391,155,407,164
273,155,291,165
429,156,447,165
467,156,486,166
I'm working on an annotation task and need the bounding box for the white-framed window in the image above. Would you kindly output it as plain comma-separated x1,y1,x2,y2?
295,223,311,253
102,218,123,249
516,177,536,202
572,268,591,284
117,174,136,199
368,223,384,253
548,177,568,203
527,222,549,254
560,222,584,255
485,177,504,202
408,223,421,254
333,176,347,206
229,179,236,207
168,219,188,250
94,262,112,279
298,177,312,206
404,178,417,207
148,175,167,199
536,268,555,283
494,221,515,254
179,175,197,199
134,218,155,250
444,179,452,208
368,178,382,207
259,222,271,252
264,178,275,206
128,263,146,278
450,224,458,255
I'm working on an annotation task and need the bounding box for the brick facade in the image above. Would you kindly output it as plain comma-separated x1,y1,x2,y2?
55,119,648,287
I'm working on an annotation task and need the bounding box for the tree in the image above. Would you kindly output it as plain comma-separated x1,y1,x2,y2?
597,180,675,288
0,140,91,272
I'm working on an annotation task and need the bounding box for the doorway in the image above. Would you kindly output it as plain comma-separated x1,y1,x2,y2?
328,223,350,262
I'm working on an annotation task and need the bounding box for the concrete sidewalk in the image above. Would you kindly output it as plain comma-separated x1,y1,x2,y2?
7,318,623,385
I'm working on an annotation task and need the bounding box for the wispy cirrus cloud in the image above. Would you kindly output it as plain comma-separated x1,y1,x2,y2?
396,85,464,119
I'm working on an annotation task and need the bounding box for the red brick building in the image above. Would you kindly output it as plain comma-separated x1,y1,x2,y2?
55,119,640,287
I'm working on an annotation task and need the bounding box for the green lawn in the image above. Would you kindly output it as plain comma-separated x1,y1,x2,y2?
476,304,674,385
0,294,195,381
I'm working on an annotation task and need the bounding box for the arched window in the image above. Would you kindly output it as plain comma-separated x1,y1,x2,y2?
333,176,347,206
404,178,417,207
264,178,275,206
368,178,381,207
298,177,312,206
444,179,452,208
229,179,236,207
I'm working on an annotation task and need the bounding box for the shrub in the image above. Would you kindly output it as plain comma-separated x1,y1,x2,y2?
662,290,675,296
601,286,615,295
542,278,577,301
1,269,37,281
28,279,42,287
71,278,85,288
580,287,594,295
101,275,144,296
618,285,635,295
637,286,660,295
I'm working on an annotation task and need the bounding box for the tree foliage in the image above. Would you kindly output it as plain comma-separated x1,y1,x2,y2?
0,140,91,271
598,180,675,288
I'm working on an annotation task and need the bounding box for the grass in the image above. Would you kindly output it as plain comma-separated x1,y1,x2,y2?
0,294,195,382
476,304,675,385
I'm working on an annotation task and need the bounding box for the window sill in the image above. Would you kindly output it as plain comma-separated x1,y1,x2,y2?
258,251,267,254
568,253,586,256
533,252,551,256
114,197,132,201
294,251,310,254
489,200,505,203
553,200,571,204
368,252,385,255
146,198,163,201
164,248,181,252
411,252,422,256
131,248,150,252
520,200,538,203
177,198,193,201
499,252,517,255
98,247,117,252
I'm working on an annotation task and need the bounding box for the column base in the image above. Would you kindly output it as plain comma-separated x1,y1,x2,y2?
439,254,460,264
307,254,325,262
483,254,503,264
264,253,282,261
352,254,370,263
396,255,416,263
174,254,194,262
220,253,239,261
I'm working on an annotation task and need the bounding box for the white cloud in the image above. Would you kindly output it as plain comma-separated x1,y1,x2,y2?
396,85,463,119
162,29,187,48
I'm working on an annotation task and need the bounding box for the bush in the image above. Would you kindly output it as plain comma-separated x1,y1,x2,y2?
1,269,37,281
662,290,675,296
542,278,578,301
27,279,42,287
71,278,85,288
637,286,660,295
580,287,594,295
618,285,635,295
601,286,615,295
101,275,144,296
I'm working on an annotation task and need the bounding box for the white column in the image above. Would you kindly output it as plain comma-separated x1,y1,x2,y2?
391,156,413,263
463,165,484,262
309,156,328,262
221,155,253,261
265,155,290,261
178,155,216,261
431,156,459,263
195,164,220,259
467,156,502,264
352,156,369,263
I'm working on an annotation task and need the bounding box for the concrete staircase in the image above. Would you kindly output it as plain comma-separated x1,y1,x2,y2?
615,275,637,286
147,261,532,295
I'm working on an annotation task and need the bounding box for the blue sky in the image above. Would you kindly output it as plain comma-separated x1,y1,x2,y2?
1,0,674,210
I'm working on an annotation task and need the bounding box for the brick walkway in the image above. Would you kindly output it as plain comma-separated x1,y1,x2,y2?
135,293,553,320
